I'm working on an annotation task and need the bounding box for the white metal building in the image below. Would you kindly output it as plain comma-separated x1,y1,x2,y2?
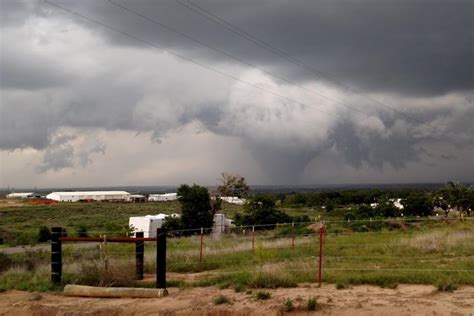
46,191,130,202
6,192,34,199
221,196,246,205
148,193,178,202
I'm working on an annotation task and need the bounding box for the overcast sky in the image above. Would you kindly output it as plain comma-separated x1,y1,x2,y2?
1,0,473,188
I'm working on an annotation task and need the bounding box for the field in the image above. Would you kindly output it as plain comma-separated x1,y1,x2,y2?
1,198,473,314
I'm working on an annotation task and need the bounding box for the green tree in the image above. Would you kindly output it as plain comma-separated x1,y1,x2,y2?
437,182,473,216
375,199,401,217
178,184,214,230
235,195,291,228
401,192,433,216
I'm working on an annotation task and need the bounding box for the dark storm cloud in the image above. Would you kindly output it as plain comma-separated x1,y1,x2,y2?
1,0,473,183
35,0,474,97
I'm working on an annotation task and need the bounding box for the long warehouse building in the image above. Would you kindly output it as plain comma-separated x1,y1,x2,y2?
46,191,130,202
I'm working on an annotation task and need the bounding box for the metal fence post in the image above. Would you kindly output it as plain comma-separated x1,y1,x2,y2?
51,227,62,285
318,224,325,287
291,222,295,250
252,226,255,252
156,228,167,289
135,232,144,280
199,227,204,262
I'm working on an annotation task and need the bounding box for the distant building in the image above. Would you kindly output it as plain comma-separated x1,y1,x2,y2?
220,196,246,205
6,192,34,199
129,194,146,203
390,198,404,210
371,198,404,210
148,193,178,202
46,191,130,202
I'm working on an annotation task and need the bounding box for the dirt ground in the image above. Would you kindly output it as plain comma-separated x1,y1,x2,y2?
0,284,473,316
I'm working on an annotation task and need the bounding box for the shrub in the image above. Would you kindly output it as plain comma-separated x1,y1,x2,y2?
336,282,349,289
38,226,51,243
0,253,12,272
249,273,297,288
213,294,230,305
437,280,458,292
234,284,246,293
76,226,89,238
235,195,292,228
255,291,272,300
282,298,294,312
307,296,319,311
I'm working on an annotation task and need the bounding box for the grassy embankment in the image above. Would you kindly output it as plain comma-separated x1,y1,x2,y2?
1,218,473,292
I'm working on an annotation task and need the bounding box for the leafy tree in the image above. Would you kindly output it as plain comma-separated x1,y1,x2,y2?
178,184,214,230
355,204,377,219
437,182,473,216
161,216,184,232
375,199,401,217
234,194,291,228
401,192,433,216
217,172,250,198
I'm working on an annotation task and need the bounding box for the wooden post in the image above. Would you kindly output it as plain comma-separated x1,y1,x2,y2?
318,224,325,288
156,229,166,289
135,232,144,280
51,227,62,285
291,222,295,250
252,226,255,252
199,227,204,263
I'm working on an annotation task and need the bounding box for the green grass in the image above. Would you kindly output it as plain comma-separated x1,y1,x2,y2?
0,203,473,292
213,294,231,305
0,201,246,246
255,290,272,300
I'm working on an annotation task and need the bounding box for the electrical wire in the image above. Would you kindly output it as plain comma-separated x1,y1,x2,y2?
176,0,428,126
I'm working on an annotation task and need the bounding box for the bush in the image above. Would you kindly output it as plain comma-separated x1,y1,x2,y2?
0,253,12,272
249,273,297,288
38,226,51,243
213,294,230,305
255,291,272,300
234,284,246,293
235,195,292,228
307,296,320,311
282,298,294,312
76,226,89,238
437,280,458,292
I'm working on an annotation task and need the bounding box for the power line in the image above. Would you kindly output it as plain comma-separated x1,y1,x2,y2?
44,0,353,124
176,0,427,126
107,0,370,119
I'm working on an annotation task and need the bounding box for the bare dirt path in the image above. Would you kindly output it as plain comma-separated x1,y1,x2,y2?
1,284,473,315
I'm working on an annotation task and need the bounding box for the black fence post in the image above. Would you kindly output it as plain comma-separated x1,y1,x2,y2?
135,232,144,280
156,228,167,289
51,227,62,285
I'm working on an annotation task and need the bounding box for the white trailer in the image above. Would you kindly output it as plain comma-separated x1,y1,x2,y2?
129,213,180,237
